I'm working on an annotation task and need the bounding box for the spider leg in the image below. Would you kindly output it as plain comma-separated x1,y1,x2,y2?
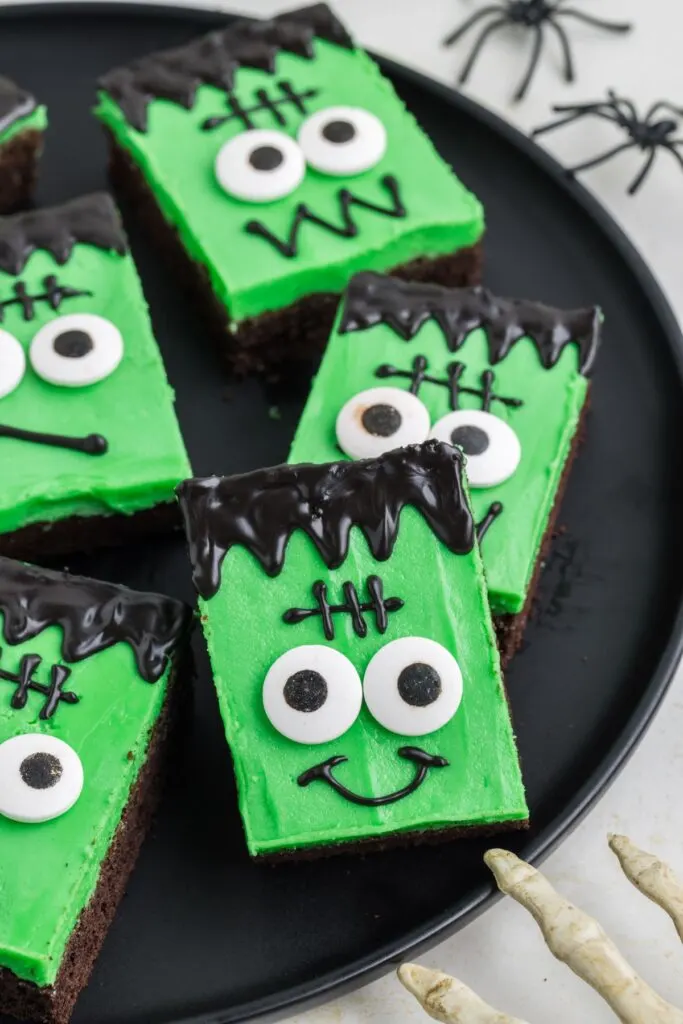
627,147,657,195
514,24,544,102
557,9,633,33
645,101,683,122
663,142,683,172
547,19,575,83
606,92,640,123
457,18,508,85
568,140,637,175
532,107,622,138
443,7,501,47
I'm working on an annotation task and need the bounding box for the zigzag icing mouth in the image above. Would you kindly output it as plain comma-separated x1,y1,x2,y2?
244,174,407,258
0,423,108,455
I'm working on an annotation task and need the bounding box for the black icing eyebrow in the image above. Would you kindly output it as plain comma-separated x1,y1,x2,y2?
0,76,36,135
340,272,602,377
176,440,475,600
0,558,191,683
99,2,353,133
0,194,128,277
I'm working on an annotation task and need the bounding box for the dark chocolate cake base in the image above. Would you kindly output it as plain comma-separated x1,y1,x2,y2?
0,129,43,214
105,133,484,377
0,500,181,562
0,649,188,1024
494,393,590,666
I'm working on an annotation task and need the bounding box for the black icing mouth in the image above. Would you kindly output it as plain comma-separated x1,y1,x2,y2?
0,423,108,455
297,746,449,806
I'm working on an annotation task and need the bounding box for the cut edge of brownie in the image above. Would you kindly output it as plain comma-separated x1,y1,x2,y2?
104,132,484,378
0,500,182,562
494,391,591,666
0,643,192,1024
0,129,44,214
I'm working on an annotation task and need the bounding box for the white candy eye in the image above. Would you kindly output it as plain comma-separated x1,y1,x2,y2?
336,386,430,460
430,409,521,488
298,106,387,176
263,645,362,745
363,636,463,737
215,129,305,203
0,329,26,398
29,313,123,387
0,734,84,823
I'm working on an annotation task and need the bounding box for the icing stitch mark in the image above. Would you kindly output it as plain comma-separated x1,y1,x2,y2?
298,746,449,806
245,175,406,258
283,576,403,640
0,275,92,323
377,355,523,412
0,424,108,456
476,502,503,542
0,649,78,720
202,80,319,131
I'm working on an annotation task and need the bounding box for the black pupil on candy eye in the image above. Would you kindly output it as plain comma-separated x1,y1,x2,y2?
450,424,489,456
249,145,284,171
284,669,328,713
361,403,402,437
19,752,63,790
398,663,442,707
322,119,356,144
53,330,93,359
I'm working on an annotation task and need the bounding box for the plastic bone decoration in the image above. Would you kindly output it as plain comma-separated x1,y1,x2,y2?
399,835,683,1023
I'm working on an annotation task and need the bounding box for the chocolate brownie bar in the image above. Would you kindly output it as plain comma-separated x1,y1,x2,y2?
0,76,46,213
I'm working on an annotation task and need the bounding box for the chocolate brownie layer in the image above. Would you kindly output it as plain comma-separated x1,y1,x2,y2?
0,129,43,214
0,501,181,561
494,393,590,666
0,649,188,1024
105,133,484,377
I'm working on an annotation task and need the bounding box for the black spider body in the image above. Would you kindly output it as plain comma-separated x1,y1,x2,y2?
533,92,683,194
444,1,632,102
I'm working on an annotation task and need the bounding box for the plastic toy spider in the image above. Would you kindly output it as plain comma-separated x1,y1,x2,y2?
533,92,683,194
443,1,632,102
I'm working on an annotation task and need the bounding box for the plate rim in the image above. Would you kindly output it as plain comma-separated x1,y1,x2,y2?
2,4,683,1021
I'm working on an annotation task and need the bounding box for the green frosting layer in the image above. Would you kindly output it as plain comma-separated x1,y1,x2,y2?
288,310,588,615
0,105,47,146
94,40,483,323
0,241,190,536
0,623,170,986
199,507,527,856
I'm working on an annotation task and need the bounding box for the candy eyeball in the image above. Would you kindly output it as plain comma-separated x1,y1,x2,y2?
263,645,363,745
336,386,430,460
298,106,387,176
215,129,306,203
0,329,26,399
363,636,463,737
430,409,521,488
29,313,124,387
0,734,84,823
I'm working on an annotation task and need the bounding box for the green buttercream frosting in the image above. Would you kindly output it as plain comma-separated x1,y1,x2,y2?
0,105,47,146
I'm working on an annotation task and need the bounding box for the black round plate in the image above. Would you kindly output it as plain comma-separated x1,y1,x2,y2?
1,6,682,1023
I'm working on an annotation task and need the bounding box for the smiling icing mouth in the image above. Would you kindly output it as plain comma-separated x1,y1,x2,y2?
297,746,449,806
0,423,108,455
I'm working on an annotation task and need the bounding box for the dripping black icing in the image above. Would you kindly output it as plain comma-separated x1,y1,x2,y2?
99,3,353,133
245,176,406,258
298,747,449,806
176,441,475,600
0,76,36,136
0,194,128,277
340,272,601,377
0,558,190,683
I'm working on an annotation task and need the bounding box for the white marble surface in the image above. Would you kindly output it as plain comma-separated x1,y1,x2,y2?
11,0,683,1019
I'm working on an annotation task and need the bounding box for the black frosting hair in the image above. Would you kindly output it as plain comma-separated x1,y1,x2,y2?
177,441,475,600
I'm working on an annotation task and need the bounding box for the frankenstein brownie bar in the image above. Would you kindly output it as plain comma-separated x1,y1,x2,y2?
177,442,527,859
0,193,191,558
0,557,190,1024
288,272,601,662
95,3,485,376
0,76,47,213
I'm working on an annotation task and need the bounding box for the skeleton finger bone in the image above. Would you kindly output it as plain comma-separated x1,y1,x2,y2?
609,834,683,943
398,963,530,1024
485,848,683,1024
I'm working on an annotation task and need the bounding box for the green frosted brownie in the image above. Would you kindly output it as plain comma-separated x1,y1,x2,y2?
0,557,190,1024
0,192,191,557
289,272,601,658
177,442,527,858
95,3,484,375
0,76,47,213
